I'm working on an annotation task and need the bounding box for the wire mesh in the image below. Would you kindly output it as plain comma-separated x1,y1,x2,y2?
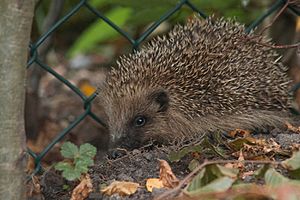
27,0,299,175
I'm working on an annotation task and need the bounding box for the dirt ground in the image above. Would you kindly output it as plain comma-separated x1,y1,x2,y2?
33,125,300,200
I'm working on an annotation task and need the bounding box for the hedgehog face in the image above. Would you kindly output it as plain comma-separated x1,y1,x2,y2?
102,89,170,149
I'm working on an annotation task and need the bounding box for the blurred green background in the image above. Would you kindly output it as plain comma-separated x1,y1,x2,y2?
33,0,271,60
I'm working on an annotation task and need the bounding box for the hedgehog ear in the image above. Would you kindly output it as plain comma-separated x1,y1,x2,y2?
149,89,169,112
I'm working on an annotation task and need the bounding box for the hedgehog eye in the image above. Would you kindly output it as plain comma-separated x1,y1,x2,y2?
134,116,147,127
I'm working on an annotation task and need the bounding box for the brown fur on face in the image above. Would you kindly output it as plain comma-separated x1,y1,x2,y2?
98,88,174,148
97,17,294,149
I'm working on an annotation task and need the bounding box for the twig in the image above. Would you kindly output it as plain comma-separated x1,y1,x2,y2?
255,40,300,49
259,0,292,36
239,32,300,50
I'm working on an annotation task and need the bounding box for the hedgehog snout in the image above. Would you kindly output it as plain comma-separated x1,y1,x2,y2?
110,132,121,144
111,132,142,149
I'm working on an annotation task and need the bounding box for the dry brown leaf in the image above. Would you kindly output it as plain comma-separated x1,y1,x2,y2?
286,122,300,133
159,159,179,188
262,138,281,153
231,137,283,160
101,181,139,196
238,152,245,170
291,143,300,151
245,137,265,145
26,176,42,198
229,129,251,138
78,79,96,97
236,150,256,180
146,178,164,192
71,174,93,200
225,150,245,179
191,152,201,159
241,170,255,180
146,160,179,193
238,149,245,161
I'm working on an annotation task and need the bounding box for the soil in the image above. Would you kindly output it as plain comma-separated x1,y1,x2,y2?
34,126,300,200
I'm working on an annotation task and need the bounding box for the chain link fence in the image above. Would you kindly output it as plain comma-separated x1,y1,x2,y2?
27,0,299,176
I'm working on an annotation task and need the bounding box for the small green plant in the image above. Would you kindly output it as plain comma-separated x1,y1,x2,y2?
55,142,97,181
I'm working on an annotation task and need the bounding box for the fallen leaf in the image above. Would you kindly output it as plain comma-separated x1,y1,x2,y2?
159,159,179,188
236,149,245,169
26,176,41,198
238,150,245,162
230,137,284,160
71,174,93,200
188,159,200,171
227,137,258,152
186,176,235,195
262,138,281,154
191,152,202,159
168,144,203,162
146,178,164,192
282,151,300,170
286,122,300,133
264,168,290,187
78,79,96,97
229,129,251,138
226,150,245,170
101,181,139,196
291,143,300,151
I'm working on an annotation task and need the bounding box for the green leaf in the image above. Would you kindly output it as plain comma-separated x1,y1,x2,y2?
186,164,238,193
63,184,70,190
55,161,81,181
67,7,132,57
288,168,300,180
108,0,192,26
212,164,239,179
226,137,255,151
60,142,78,159
282,151,300,170
55,162,73,172
186,163,239,196
75,160,89,174
108,0,176,9
56,143,97,181
168,148,189,162
62,167,82,181
231,183,258,189
75,157,94,173
78,156,94,166
126,6,172,26
75,162,89,173
89,0,107,7
168,144,203,162
79,143,97,158
188,159,200,172
264,168,289,187
254,164,270,178
187,176,235,195
186,168,206,191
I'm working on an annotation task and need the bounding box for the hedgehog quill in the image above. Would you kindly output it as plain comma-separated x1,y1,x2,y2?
97,17,294,149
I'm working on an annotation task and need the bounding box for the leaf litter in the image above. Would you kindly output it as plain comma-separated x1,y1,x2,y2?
36,125,300,200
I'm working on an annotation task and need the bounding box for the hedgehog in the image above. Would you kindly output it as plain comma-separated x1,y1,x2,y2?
96,17,294,149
